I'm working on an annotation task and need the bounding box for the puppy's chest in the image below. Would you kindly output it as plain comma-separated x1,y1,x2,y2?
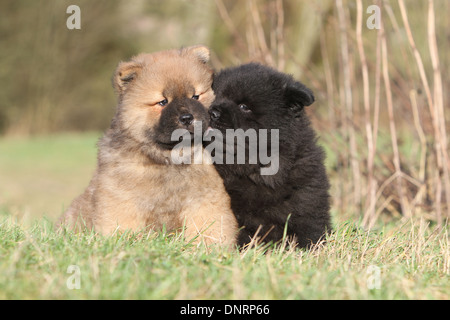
226,176,289,208
109,163,199,212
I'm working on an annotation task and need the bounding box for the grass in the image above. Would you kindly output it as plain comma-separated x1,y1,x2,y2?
0,132,100,222
0,133,448,300
0,217,448,299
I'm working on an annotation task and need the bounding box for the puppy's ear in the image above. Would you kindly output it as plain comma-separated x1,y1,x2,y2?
183,45,210,64
113,60,142,96
284,80,315,117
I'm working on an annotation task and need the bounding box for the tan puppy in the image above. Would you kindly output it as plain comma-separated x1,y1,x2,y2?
58,46,237,246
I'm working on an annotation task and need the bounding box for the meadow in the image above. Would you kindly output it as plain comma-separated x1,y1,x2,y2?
0,0,449,300
0,217,448,300
0,133,448,300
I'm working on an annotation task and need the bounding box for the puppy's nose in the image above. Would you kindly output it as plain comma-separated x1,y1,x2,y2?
179,113,194,126
209,108,221,121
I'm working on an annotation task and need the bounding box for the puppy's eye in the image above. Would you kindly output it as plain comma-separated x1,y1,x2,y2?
158,98,168,107
239,104,251,113
192,94,200,100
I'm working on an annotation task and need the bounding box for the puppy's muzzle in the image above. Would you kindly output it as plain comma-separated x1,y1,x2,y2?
179,113,194,126
209,108,221,121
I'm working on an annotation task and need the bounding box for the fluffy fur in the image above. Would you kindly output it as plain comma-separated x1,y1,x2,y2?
58,46,238,247
208,63,331,248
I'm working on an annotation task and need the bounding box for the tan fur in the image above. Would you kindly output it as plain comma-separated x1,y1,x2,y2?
58,46,237,247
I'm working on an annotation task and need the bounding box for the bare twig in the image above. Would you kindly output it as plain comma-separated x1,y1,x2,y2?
398,0,434,111
275,0,285,71
249,0,274,66
320,29,336,128
357,0,376,228
336,0,361,210
214,0,246,52
410,91,427,177
427,0,450,222
399,0,449,223
380,4,410,217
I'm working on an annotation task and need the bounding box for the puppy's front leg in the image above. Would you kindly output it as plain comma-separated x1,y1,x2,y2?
181,201,237,248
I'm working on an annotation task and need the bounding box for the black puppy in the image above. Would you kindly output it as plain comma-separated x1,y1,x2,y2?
207,63,331,248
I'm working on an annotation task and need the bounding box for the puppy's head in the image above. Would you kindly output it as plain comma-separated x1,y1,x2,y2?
111,46,214,162
209,63,314,132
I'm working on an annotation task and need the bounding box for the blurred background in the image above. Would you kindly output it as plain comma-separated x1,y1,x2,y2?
0,0,449,228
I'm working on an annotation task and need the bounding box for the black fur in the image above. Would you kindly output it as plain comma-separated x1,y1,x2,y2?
208,63,331,248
